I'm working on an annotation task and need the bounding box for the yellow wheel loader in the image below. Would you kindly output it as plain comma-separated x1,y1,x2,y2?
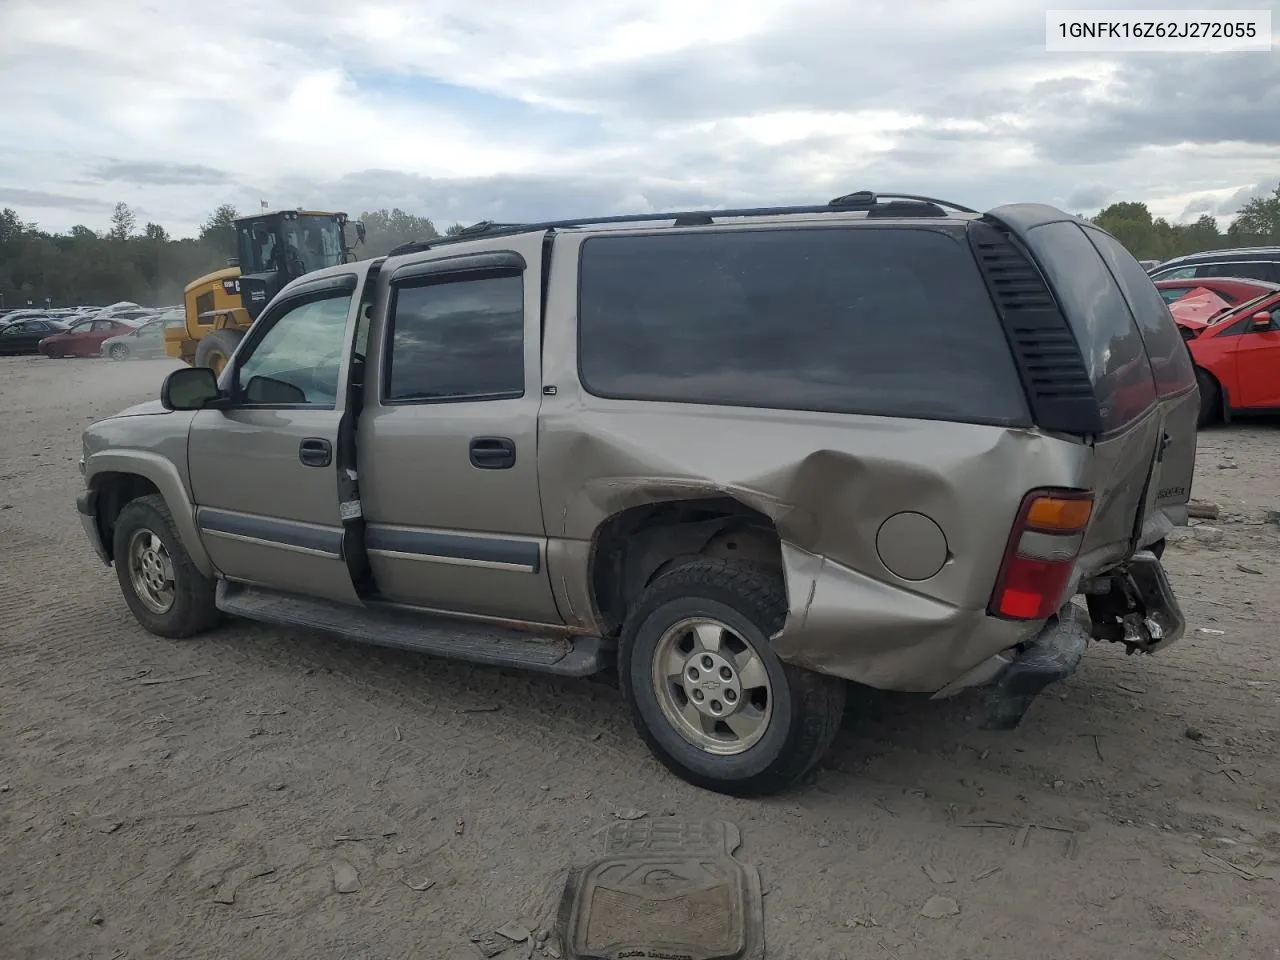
165,209,365,373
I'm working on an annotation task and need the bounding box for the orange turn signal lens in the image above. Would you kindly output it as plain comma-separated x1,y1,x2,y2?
1025,494,1093,533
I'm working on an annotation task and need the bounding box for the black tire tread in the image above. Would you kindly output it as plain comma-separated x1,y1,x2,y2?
112,493,221,639
620,557,845,797
1195,367,1220,427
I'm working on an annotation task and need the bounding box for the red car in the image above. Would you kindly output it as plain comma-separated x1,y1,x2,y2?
1183,289,1280,425
38,318,140,358
1154,276,1280,307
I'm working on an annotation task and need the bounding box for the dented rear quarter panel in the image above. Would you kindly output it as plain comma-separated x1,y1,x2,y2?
538,229,1113,693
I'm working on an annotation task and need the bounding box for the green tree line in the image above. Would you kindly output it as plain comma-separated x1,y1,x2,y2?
1090,184,1280,261
3,186,1279,309
0,202,461,309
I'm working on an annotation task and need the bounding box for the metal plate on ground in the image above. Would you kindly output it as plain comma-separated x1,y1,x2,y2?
557,820,763,960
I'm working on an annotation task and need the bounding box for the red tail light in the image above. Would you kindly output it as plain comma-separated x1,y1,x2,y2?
989,489,1094,621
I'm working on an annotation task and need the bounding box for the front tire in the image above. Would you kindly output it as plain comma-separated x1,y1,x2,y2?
112,494,221,638
1196,368,1220,427
109,343,129,360
619,558,846,797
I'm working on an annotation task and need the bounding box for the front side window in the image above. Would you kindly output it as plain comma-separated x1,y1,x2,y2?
1151,266,1199,281
235,291,353,407
577,227,1030,425
384,272,525,403
237,222,278,274
1204,261,1280,282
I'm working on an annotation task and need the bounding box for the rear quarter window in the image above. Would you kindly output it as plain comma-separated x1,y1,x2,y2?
1024,221,1156,432
576,226,1031,426
1084,226,1196,397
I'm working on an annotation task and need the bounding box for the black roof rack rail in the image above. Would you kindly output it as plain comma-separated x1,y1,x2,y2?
829,191,978,214
384,191,978,255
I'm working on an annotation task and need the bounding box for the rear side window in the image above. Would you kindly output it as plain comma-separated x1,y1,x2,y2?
384,273,525,403
1084,227,1196,397
1205,261,1280,283
577,227,1030,426
1024,221,1156,432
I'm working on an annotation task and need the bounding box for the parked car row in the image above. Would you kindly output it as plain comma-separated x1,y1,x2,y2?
0,303,183,359
1152,265,1280,426
1145,246,1280,283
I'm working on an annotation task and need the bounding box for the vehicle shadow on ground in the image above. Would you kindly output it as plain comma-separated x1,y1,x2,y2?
201,613,1057,799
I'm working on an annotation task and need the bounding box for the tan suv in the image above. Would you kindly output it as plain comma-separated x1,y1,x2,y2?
77,192,1196,796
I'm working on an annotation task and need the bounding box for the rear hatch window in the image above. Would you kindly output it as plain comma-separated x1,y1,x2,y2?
577,226,1031,426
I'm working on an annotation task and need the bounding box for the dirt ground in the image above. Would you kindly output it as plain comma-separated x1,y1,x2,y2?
2,354,1279,960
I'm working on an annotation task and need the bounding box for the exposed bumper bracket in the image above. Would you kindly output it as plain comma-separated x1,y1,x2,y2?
1085,550,1186,655
980,606,1089,731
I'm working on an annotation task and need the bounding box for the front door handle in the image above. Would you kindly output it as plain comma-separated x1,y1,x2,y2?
299,437,332,467
469,436,516,470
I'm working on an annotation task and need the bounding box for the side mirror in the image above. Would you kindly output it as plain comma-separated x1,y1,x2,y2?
355,222,366,245
1250,310,1273,330
161,367,222,410
244,375,306,404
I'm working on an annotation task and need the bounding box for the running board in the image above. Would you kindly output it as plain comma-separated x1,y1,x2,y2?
216,582,609,677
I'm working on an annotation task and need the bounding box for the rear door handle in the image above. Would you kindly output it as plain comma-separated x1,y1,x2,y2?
299,437,332,467
469,436,516,469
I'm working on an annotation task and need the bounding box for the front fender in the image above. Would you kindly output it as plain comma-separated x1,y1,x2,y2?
86,449,214,577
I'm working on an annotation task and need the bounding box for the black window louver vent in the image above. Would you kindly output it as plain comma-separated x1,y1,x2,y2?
968,222,1103,435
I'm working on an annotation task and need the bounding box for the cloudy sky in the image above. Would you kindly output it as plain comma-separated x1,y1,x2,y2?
0,0,1276,237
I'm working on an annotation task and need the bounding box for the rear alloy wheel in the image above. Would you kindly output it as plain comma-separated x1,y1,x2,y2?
112,494,221,638
109,343,129,360
620,558,846,797
1195,368,1220,427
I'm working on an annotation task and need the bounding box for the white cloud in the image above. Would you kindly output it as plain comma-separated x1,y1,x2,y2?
0,0,1275,236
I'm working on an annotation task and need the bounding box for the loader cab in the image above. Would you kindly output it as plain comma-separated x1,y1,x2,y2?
233,211,356,320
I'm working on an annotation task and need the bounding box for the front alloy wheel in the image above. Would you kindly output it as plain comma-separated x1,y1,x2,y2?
127,528,175,614
112,493,221,638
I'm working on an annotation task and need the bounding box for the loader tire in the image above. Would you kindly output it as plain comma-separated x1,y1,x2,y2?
193,329,244,375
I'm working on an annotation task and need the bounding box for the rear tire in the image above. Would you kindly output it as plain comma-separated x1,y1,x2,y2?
193,329,244,374
619,558,846,797
1196,368,1220,427
112,494,221,639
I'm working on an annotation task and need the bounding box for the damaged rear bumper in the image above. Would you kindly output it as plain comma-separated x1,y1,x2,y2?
980,604,1090,731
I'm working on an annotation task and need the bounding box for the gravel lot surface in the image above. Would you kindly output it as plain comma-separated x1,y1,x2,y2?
2,355,1278,960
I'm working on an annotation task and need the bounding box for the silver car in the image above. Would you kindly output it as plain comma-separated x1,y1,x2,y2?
100,318,168,360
